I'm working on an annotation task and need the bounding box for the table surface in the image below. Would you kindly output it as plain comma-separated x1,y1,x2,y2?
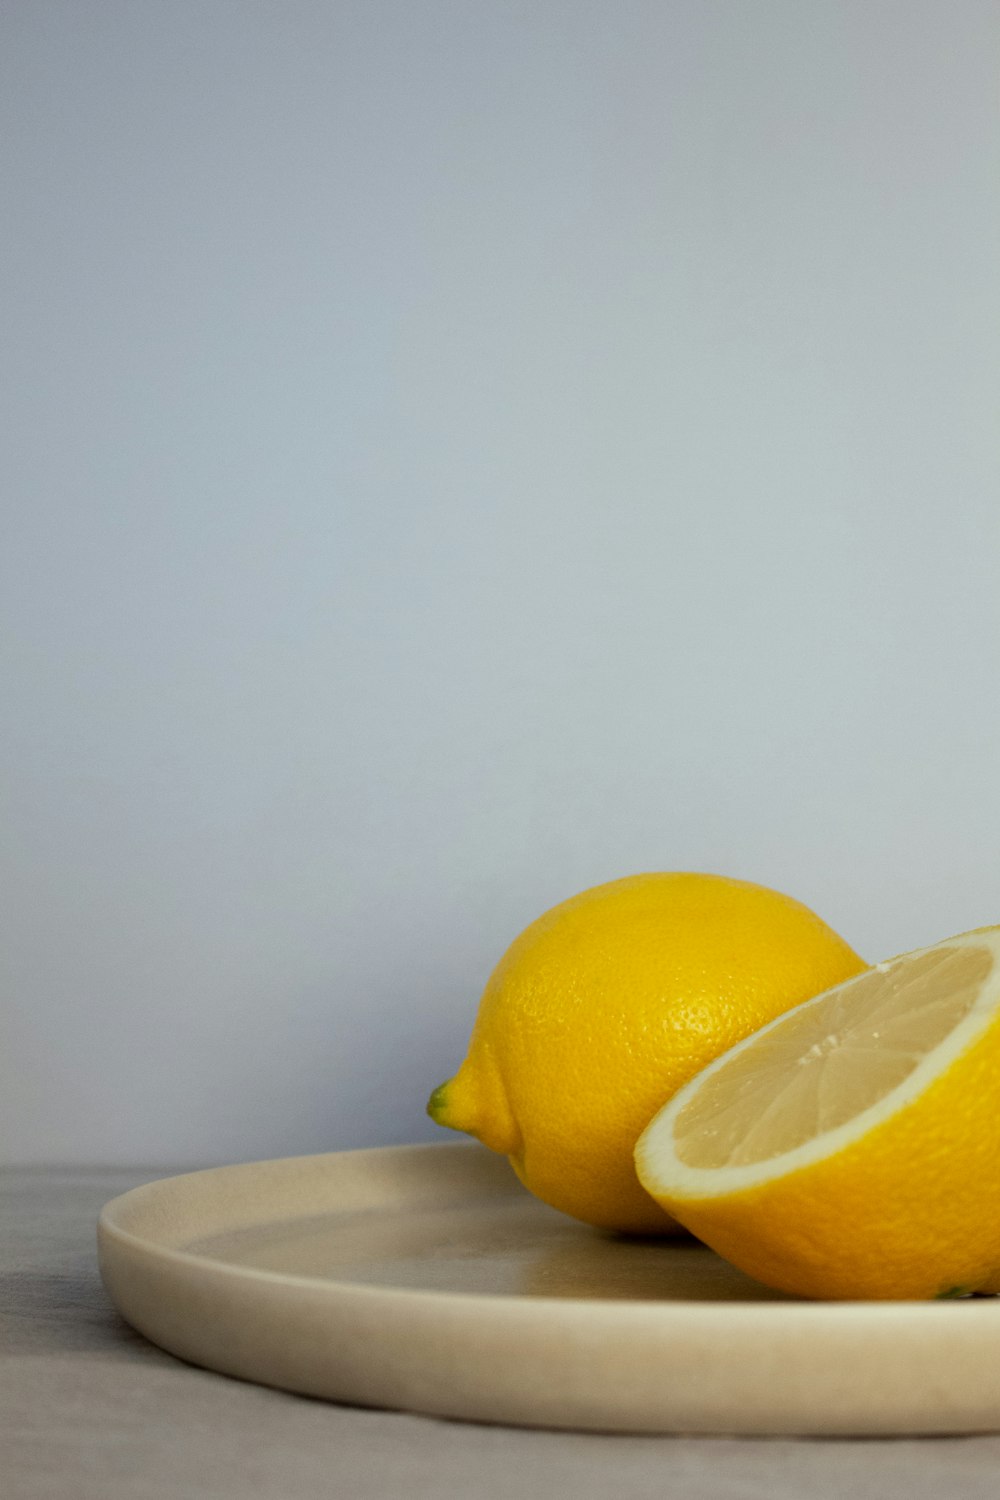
6,1168,1000,1500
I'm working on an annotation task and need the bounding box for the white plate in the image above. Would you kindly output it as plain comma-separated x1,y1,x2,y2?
98,1142,1000,1435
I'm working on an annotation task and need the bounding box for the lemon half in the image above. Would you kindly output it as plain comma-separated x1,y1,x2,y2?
636,927,1000,1299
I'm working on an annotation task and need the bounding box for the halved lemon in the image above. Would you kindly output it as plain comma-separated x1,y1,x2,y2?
635,927,1000,1301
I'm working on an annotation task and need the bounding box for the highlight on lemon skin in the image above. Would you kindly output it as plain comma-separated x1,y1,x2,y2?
424,872,866,1234
635,926,1000,1301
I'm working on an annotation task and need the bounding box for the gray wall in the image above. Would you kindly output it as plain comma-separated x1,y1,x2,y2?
3,1,999,1167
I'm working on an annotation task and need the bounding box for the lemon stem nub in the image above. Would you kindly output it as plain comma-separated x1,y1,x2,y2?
425,1060,521,1157
426,1081,453,1124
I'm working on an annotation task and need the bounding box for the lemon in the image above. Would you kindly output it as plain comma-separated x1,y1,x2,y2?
428,873,865,1233
636,927,1000,1298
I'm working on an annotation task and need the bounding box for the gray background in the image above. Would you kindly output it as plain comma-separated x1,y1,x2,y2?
2,1,998,1168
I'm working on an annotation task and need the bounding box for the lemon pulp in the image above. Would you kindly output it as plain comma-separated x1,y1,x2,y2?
674,944,989,1169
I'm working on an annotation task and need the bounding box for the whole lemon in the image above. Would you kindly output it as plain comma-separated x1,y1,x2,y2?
427,872,866,1233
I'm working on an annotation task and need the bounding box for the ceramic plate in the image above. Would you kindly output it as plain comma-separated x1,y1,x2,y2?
98,1142,1000,1435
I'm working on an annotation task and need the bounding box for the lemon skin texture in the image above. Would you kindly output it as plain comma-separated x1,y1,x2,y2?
428,873,866,1234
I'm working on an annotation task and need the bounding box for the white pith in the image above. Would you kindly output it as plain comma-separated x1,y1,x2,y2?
635,928,1000,1201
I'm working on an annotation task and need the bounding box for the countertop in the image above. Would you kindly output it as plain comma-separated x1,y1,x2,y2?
5,1166,1000,1499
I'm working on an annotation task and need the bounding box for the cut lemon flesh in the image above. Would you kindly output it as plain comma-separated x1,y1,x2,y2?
635,928,1000,1300
674,944,989,1169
